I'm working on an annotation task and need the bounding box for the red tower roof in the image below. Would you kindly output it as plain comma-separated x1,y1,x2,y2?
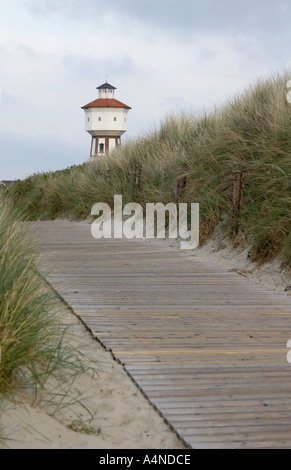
82,98,131,109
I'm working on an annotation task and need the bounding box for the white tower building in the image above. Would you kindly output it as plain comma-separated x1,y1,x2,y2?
82,82,131,159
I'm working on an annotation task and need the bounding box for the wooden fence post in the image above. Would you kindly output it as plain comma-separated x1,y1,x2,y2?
231,171,242,236
174,164,188,205
174,176,187,205
134,163,142,190
41,184,45,202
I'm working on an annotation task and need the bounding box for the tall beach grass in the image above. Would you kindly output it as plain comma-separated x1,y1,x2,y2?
0,194,89,397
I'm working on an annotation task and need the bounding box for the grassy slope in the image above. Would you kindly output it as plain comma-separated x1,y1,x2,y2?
8,71,291,267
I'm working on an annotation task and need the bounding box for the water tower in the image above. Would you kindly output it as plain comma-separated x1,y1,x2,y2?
82,82,131,159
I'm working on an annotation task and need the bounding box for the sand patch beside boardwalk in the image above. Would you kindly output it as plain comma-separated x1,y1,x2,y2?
0,304,186,450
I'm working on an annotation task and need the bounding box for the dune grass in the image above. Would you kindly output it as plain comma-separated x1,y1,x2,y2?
8,70,291,267
0,194,93,398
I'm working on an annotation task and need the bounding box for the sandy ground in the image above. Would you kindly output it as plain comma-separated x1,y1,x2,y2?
1,224,289,450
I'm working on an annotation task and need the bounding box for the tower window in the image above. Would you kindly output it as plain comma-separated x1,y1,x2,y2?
98,117,102,121
114,117,117,121
88,117,90,122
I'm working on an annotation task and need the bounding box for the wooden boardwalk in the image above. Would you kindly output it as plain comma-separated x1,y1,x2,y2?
31,220,291,449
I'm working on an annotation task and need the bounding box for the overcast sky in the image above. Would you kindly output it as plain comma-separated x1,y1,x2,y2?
1,0,290,180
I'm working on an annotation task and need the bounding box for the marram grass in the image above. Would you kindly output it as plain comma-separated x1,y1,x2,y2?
8,70,291,267
0,195,90,396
